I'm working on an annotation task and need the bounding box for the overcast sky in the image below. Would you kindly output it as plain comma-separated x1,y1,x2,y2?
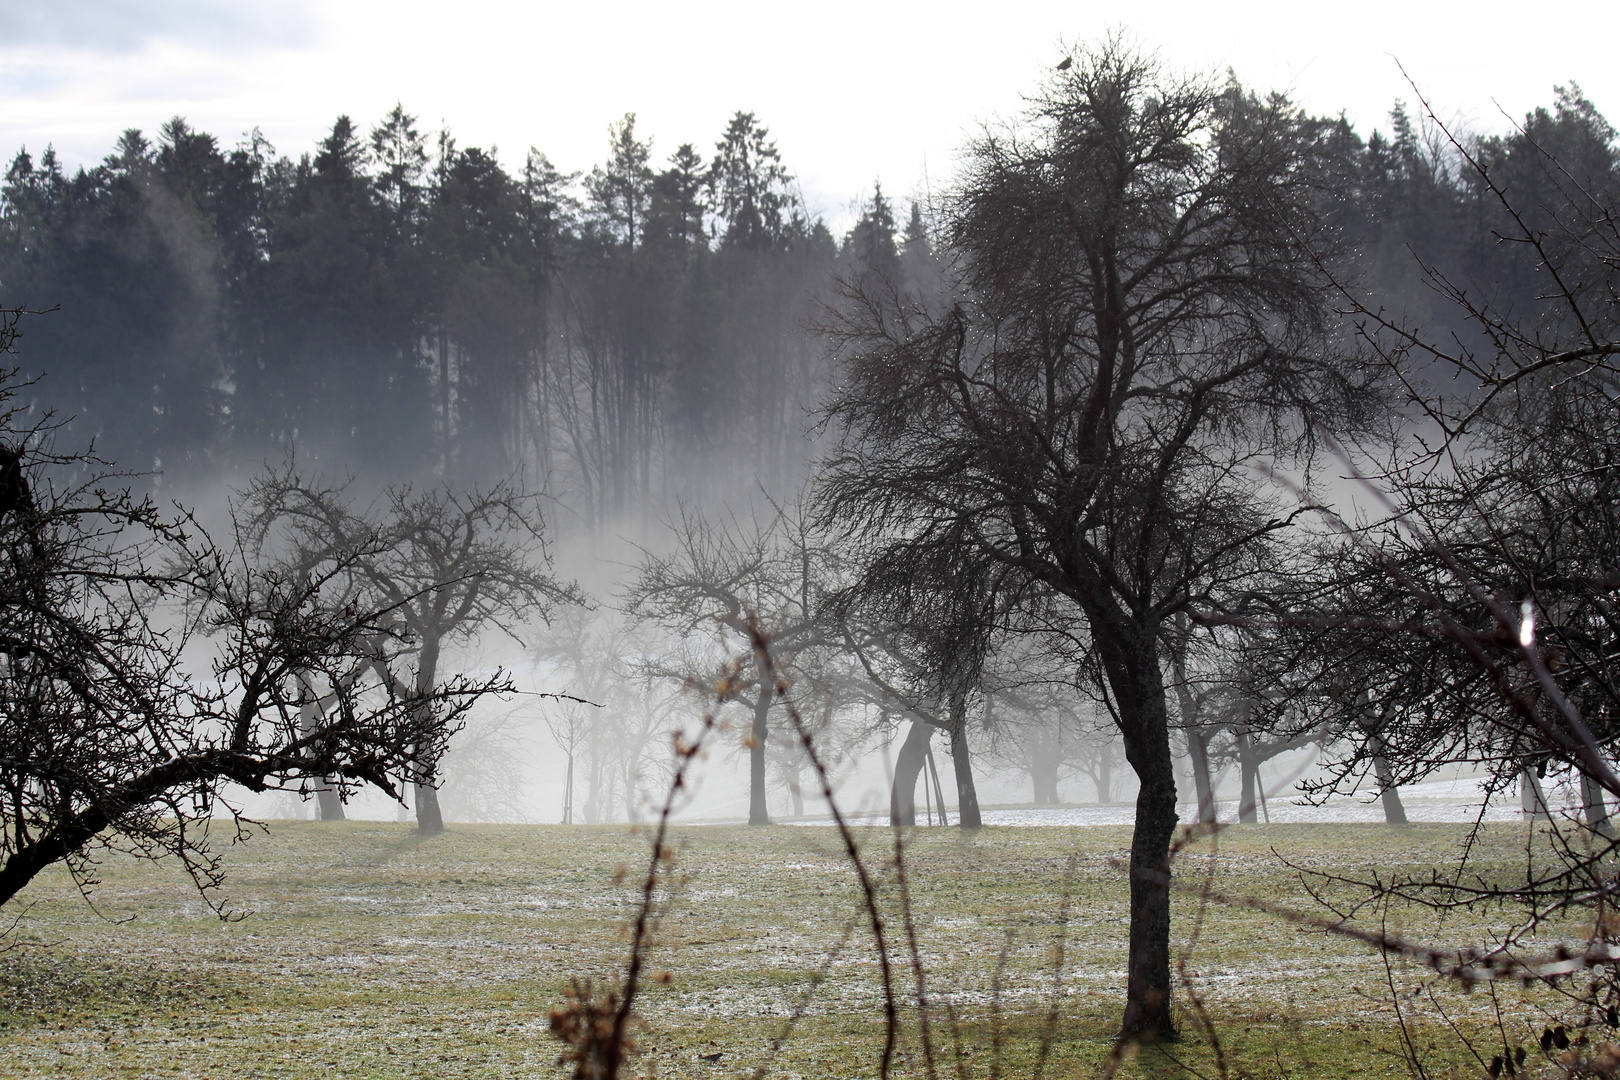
2,0,1615,228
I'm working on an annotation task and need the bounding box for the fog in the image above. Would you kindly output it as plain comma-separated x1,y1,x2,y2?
3,12,1616,846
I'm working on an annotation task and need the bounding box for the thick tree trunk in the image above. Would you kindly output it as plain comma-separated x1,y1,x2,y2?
1521,767,1551,820
1117,671,1179,1041
890,720,932,827
1096,747,1114,804
749,685,771,826
948,691,982,829
300,696,345,821
1584,771,1614,837
1358,697,1407,826
1184,727,1215,824
1096,631,1179,1042
315,782,345,822
1031,752,1060,805
414,782,444,834
1369,738,1408,825
1236,711,1258,825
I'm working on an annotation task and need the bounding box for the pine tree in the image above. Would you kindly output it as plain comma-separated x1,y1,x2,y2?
843,180,900,283
586,114,653,249
711,112,792,251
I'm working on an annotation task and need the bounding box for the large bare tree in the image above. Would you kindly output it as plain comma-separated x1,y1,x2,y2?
816,44,1375,1037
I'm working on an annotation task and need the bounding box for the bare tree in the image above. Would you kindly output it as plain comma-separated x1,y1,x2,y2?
832,539,1010,829
625,502,849,825
243,463,579,834
1234,90,1620,1069
544,698,594,824
0,365,504,910
816,42,1376,1037
436,708,536,822
534,607,674,824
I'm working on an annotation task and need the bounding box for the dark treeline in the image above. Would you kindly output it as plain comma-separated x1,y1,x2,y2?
0,108,933,526
0,87,1614,527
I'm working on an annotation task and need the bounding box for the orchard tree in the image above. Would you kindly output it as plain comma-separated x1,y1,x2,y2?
0,334,502,909
832,535,1010,829
817,43,1377,1037
1221,92,1620,1061
1246,88,1620,838
625,503,848,825
243,464,579,834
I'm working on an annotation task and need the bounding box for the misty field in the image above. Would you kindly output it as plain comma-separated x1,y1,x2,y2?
0,820,1568,1078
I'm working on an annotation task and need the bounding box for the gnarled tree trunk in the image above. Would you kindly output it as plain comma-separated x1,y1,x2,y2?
890,719,932,827
948,690,982,828
1108,641,1178,1041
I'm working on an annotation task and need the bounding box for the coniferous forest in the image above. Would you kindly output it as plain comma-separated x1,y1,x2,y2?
2,109,851,519
3,88,1612,520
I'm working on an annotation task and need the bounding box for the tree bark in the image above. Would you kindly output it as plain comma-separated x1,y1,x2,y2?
1236,707,1258,825
749,684,771,826
890,719,932,827
0,749,318,908
374,637,447,841
1584,771,1613,837
1117,673,1178,1041
948,691,982,828
1521,766,1551,820
300,695,345,822
1369,738,1408,825
315,781,345,822
413,639,446,836
414,782,444,834
1184,727,1215,824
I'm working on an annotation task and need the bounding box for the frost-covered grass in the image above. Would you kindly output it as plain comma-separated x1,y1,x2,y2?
0,820,1576,1077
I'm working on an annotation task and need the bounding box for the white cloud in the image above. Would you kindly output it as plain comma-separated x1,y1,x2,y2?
0,0,318,52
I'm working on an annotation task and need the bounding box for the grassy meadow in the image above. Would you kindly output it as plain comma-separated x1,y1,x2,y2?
0,818,1581,1078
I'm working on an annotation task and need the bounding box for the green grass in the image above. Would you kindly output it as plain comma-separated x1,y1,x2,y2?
0,820,1586,1077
